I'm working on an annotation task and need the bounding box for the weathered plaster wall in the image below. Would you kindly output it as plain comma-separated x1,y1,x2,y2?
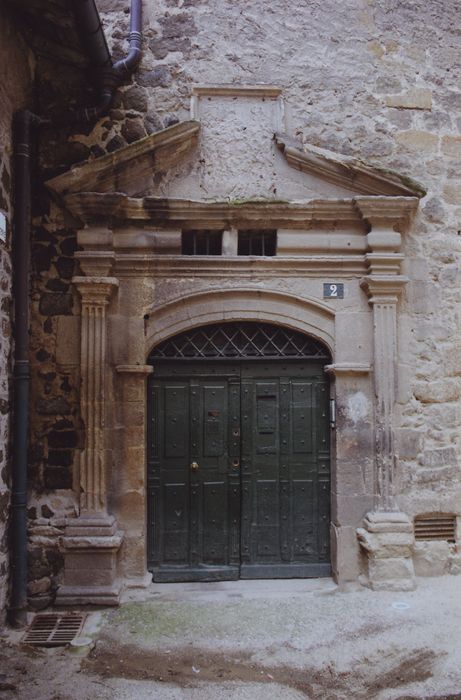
0,11,34,622
27,0,461,593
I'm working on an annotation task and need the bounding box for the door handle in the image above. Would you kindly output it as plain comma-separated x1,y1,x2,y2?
231,458,240,469
190,461,199,471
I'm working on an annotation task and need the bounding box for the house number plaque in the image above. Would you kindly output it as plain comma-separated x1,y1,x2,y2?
323,283,344,299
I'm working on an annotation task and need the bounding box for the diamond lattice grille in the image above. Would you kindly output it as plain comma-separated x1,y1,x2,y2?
149,323,330,361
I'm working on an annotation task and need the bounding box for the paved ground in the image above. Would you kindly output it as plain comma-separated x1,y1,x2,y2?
1,576,461,699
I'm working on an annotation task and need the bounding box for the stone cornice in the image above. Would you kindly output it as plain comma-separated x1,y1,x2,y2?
45,120,200,198
275,134,426,198
62,193,363,228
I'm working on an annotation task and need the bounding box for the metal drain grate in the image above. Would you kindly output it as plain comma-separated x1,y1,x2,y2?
414,514,457,542
22,613,86,647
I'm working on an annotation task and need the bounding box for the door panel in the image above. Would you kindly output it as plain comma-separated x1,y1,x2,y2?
240,364,330,578
147,361,330,581
148,375,240,581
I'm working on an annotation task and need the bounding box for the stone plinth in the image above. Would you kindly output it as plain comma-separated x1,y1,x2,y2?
56,515,124,606
357,511,415,591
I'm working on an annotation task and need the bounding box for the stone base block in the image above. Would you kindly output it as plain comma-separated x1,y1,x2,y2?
369,556,415,582
123,572,153,590
357,511,416,591
56,582,123,607
56,514,124,606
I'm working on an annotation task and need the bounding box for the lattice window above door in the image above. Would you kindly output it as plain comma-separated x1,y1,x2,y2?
149,322,331,361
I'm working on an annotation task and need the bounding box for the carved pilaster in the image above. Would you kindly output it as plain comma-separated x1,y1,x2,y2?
357,197,417,591
74,277,118,514
57,272,123,606
360,276,408,510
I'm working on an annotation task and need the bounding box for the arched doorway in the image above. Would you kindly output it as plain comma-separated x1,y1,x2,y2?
147,322,332,582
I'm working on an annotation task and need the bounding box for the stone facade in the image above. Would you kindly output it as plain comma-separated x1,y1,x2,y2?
1,0,460,614
0,12,33,624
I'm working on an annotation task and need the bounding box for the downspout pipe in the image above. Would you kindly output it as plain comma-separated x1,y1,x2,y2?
54,0,143,125
8,1,142,627
9,111,41,627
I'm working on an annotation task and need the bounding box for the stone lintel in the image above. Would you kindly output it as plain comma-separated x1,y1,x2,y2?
63,193,362,228
116,365,154,375
324,363,371,376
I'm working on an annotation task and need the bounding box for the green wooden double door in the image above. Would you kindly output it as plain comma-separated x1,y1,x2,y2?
147,362,330,581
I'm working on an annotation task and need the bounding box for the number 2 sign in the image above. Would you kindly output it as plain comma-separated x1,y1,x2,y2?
323,283,344,299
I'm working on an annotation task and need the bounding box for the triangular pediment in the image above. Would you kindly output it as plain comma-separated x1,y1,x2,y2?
275,133,425,198
46,86,425,204
46,120,200,198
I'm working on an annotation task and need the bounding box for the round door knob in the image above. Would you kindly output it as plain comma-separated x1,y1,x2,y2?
190,461,199,471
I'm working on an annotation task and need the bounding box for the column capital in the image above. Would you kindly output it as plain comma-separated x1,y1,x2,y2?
73,276,119,305
354,196,419,232
360,275,409,304
75,250,115,277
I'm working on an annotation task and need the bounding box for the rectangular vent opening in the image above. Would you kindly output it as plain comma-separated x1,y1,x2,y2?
182,230,222,255
238,229,277,256
22,612,86,647
414,514,456,542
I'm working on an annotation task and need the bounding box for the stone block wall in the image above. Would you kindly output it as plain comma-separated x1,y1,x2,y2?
0,12,33,624
25,0,461,593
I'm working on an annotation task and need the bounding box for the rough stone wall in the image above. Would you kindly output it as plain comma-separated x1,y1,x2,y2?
27,0,461,589
0,11,33,623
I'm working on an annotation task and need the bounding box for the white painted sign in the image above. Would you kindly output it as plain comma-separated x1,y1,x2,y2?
323,282,344,298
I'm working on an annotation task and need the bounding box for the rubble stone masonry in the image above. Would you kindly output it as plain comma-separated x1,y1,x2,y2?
16,0,461,597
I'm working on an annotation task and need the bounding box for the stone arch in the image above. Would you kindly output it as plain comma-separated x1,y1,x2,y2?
144,287,336,359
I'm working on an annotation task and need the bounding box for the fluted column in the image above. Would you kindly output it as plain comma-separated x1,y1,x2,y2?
361,277,407,510
355,196,417,591
75,278,118,513
57,235,124,606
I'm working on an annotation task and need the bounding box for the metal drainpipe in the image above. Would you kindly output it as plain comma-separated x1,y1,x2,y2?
8,0,143,628
61,0,143,124
9,111,40,627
